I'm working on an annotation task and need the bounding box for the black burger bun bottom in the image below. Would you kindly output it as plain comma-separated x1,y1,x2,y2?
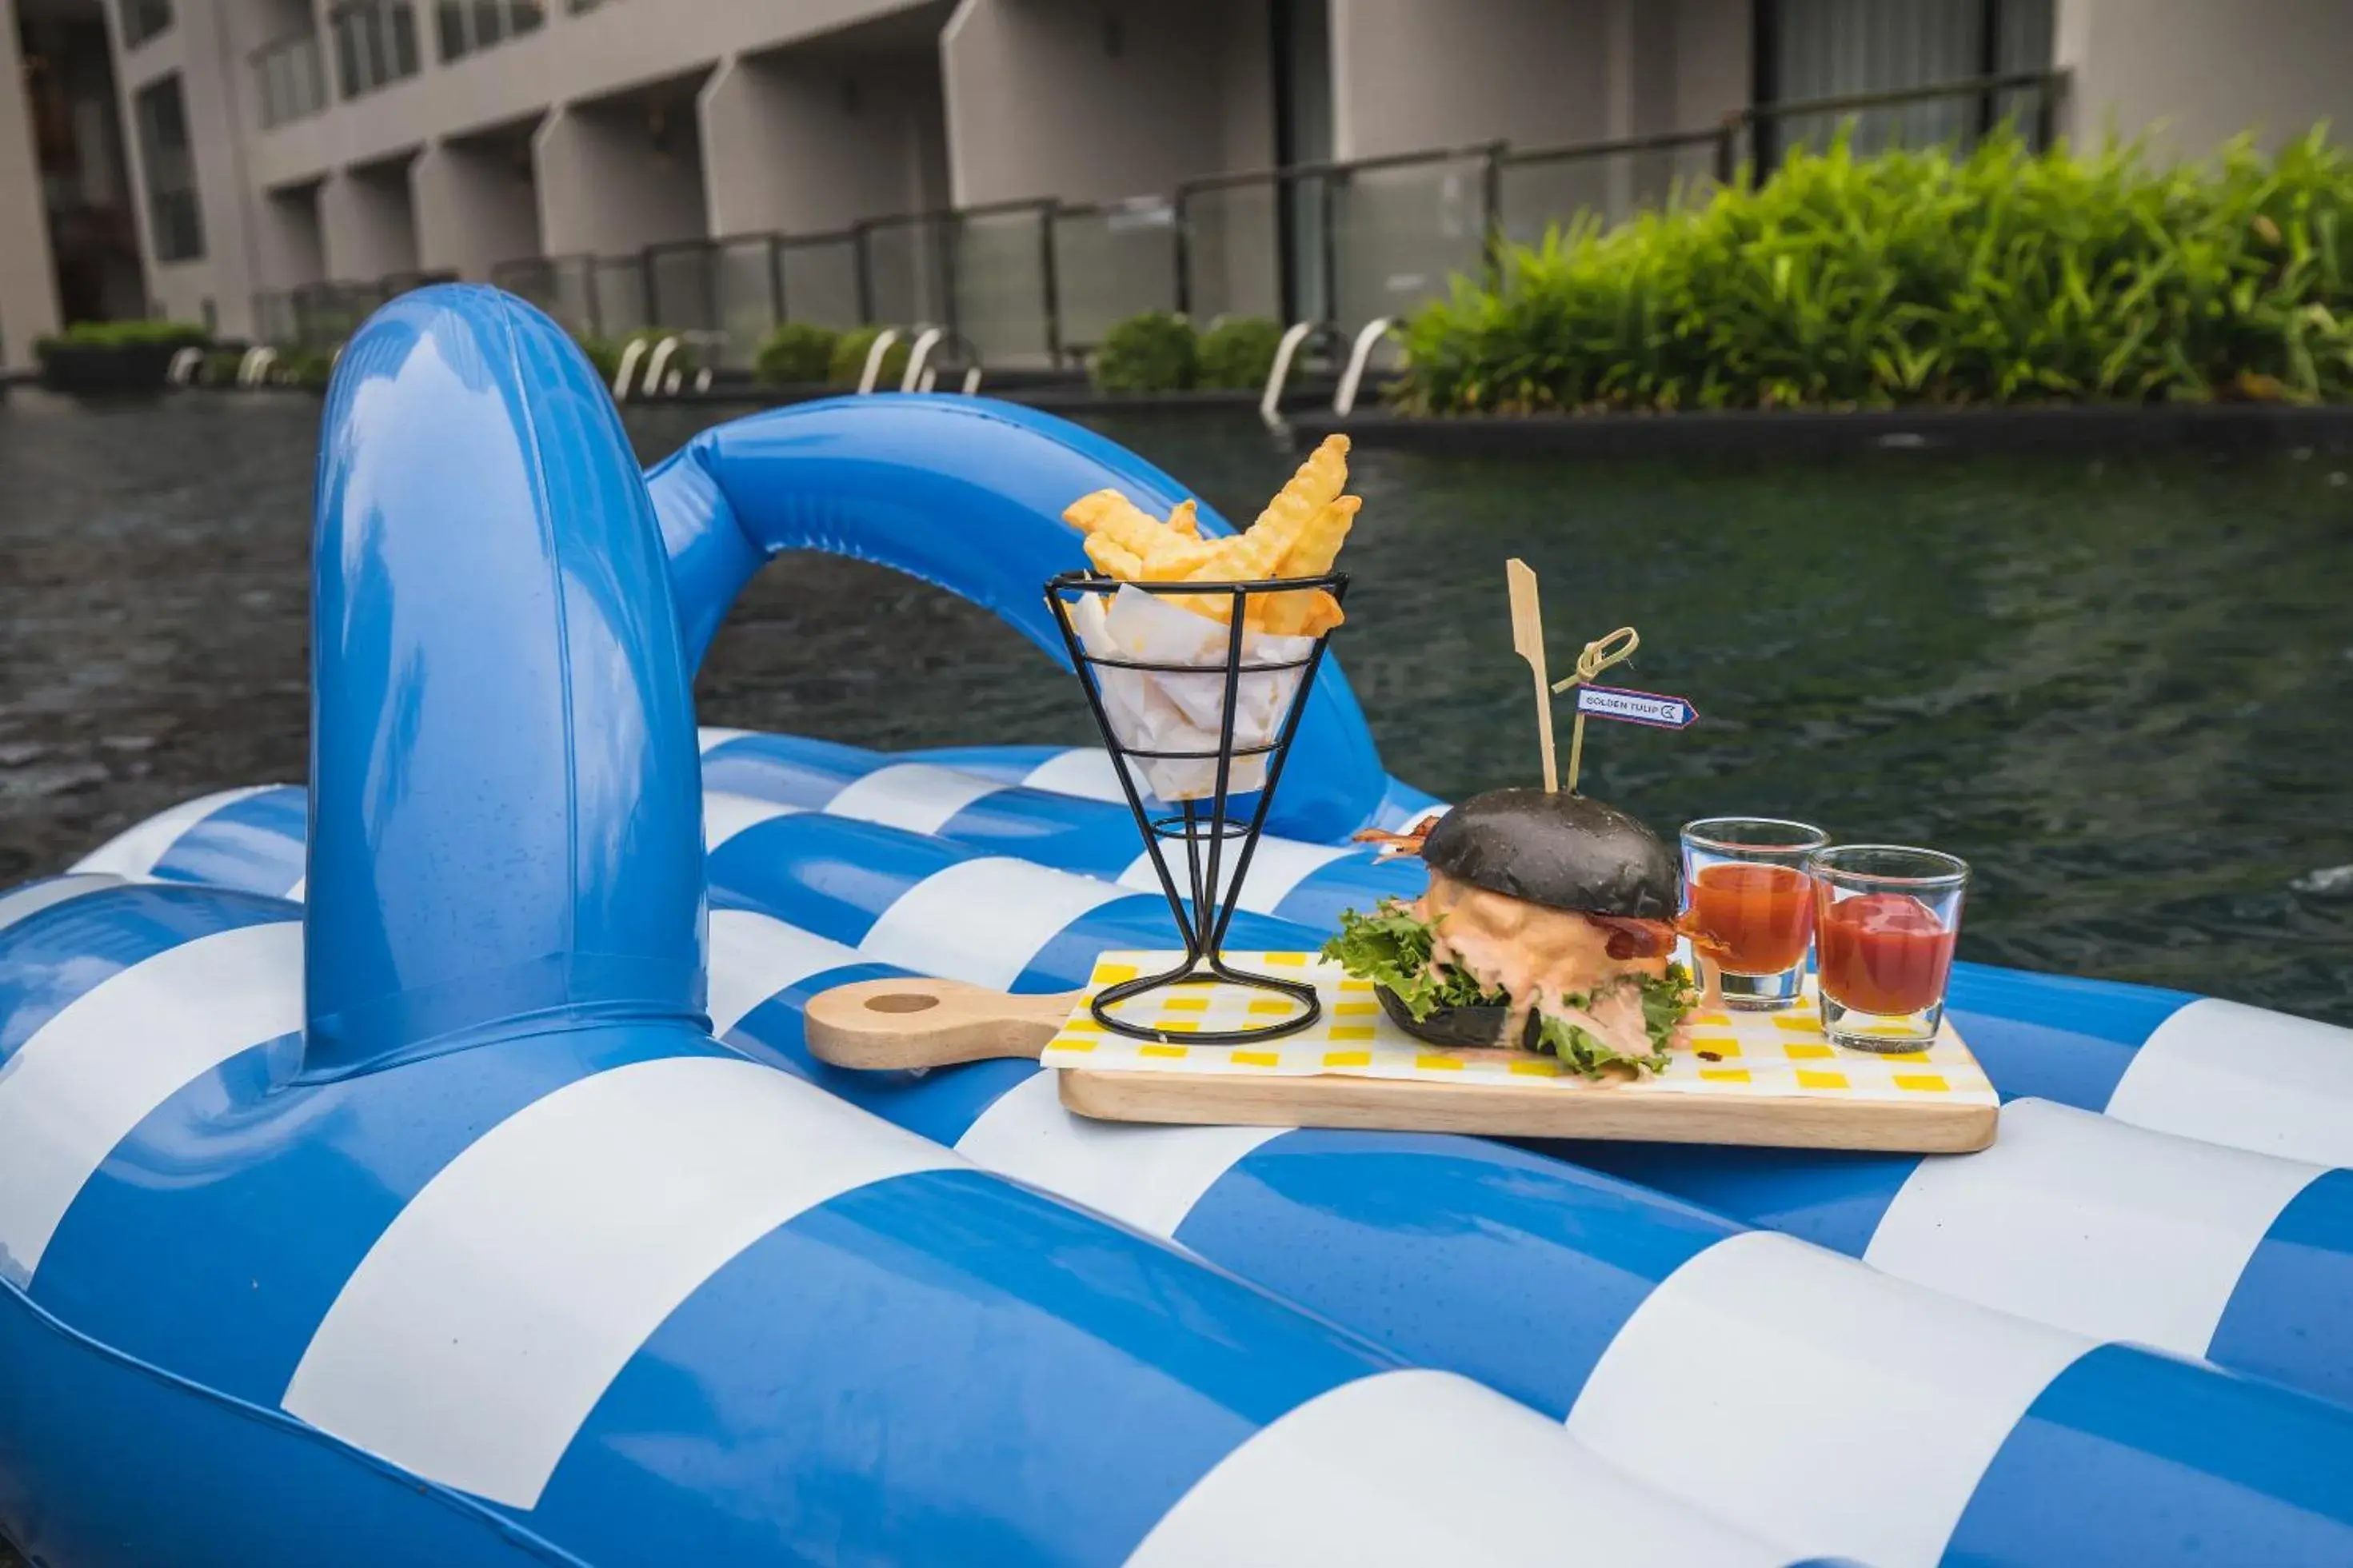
1418,788,1678,920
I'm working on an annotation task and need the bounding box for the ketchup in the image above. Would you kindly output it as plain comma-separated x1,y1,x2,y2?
1815,891,1956,1015
1685,863,1813,975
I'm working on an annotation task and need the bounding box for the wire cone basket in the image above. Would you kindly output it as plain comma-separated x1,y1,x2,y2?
1045,569,1348,1043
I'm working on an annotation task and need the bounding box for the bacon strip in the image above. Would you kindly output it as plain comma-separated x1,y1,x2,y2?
1584,912,1678,961
1350,812,1443,860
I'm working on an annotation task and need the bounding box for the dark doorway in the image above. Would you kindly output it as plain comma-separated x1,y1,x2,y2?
18,0,147,323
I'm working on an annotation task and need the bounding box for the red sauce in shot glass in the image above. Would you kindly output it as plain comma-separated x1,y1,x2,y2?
1816,892,1956,1015
1685,863,1815,976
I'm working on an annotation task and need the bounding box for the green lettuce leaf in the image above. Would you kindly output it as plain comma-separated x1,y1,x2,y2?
1320,903,1700,1079
1320,900,1501,1017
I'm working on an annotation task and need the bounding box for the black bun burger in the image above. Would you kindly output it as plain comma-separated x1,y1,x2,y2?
1325,788,1697,1076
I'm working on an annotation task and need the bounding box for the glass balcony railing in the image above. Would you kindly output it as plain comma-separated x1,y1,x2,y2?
251,30,328,130
330,2,421,101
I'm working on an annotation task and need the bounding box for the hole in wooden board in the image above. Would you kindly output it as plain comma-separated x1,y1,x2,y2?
865,992,941,1015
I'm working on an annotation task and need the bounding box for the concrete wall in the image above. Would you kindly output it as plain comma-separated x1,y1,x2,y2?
253,181,325,289
0,0,62,367
246,0,936,191
700,48,945,237
320,156,419,277
1331,0,1614,160
942,0,1272,206
109,0,289,336
412,133,541,279
1331,0,1748,162
534,97,709,257
2055,0,2353,157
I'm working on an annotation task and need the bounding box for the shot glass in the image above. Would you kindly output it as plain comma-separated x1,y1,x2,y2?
1680,818,1830,1011
1806,844,1969,1052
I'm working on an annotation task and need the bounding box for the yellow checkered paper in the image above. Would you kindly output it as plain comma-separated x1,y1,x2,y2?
1040,952,1995,1106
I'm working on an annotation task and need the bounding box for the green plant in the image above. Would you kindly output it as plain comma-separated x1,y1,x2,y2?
1196,315,1286,390
1396,127,2353,415
755,321,841,385
34,318,210,357
202,347,247,385
830,325,909,385
1093,309,1198,392
277,348,337,389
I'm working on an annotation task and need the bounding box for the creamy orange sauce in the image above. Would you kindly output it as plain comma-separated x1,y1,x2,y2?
1412,870,1670,1056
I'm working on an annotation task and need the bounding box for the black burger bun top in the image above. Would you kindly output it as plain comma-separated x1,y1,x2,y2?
1418,788,1678,920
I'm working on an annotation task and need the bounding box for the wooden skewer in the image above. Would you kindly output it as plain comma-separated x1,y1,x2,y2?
1553,625,1640,795
1505,559,1558,792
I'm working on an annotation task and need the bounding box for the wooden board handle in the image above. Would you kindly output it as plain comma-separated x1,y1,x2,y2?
804,977,1087,1070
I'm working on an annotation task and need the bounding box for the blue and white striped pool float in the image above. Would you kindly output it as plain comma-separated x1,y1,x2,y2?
9,284,2353,1566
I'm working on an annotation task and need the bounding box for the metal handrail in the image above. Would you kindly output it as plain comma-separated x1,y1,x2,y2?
1173,140,1508,199
1332,318,1396,417
855,328,904,395
1259,321,1336,432
1746,69,2065,126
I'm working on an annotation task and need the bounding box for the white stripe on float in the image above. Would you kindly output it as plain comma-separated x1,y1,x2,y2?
1864,1097,2319,1357
282,1057,955,1509
954,1071,1282,1239
283,876,306,902
68,787,275,879
1118,836,1350,916
1565,1231,2087,1568
0,920,304,1283
702,791,801,852
705,908,863,1036
0,874,126,936
1021,748,1129,803
823,763,1010,838
2103,997,2353,1167
1125,1369,1783,1568
858,858,1129,991
695,726,753,755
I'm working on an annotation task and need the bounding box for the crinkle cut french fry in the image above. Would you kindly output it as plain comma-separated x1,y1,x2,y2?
1166,499,1200,536
1084,534,1147,580
1204,437,1349,582
1260,588,1344,636
1062,489,1121,529
1278,494,1360,579
1067,488,1213,577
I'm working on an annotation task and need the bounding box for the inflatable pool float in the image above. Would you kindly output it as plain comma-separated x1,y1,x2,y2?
8,285,2353,1566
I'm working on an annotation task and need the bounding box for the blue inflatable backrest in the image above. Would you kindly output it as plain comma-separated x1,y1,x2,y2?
642,394,1391,839
305,285,708,1075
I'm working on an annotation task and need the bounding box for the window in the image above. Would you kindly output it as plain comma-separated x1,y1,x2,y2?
253,30,328,128
437,1,543,62
132,74,204,261
119,0,172,49
330,2,421,100
1760,0,2056,164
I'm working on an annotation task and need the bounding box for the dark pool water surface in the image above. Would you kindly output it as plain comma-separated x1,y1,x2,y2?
3,389,2350,1024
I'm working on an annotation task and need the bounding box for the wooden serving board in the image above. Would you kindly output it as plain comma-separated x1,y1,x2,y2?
804,952,1998,1154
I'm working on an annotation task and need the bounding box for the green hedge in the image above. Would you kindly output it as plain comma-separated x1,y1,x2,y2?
1197,316,1285,389
276,348,337,389
1396,129,2353,415
1093,310,1197,392
755,322,840,385
34,319,209,357
830,325,909,386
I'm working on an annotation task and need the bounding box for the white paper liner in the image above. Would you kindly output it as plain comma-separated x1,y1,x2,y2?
1069,585,1315,802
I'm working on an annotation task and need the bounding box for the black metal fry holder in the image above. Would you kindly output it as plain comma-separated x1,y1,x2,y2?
1045,569,1348,1044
